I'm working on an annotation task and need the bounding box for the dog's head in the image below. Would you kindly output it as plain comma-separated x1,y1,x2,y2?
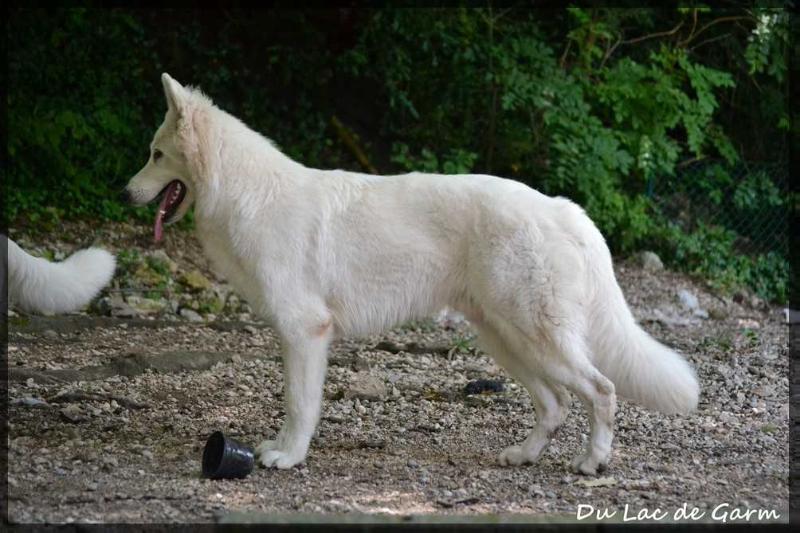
124,73,204,242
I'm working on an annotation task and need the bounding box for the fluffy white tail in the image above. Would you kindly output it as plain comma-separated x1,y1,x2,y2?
6,236,116,315
589,269,700,415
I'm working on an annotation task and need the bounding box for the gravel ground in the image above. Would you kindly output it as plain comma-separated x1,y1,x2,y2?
6,223,790,524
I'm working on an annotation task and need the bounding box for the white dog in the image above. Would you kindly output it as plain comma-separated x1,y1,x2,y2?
4,235,115,315
125,74,699,475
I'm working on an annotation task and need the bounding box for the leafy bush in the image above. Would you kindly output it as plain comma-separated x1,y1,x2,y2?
657,222,789,302
7,9,162,225
6,7,790,301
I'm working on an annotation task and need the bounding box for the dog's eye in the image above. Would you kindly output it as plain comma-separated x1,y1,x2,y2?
153,149,163,161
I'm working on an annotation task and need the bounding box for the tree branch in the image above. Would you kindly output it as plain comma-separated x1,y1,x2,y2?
599,35,623,70
559,39,572,70
622,19,684,46
681,8,699,46
600,19,683,67
678,15,752,47
331,116,378,174
689,32,734,53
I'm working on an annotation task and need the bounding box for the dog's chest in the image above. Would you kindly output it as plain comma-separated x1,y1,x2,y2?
195,224,262,306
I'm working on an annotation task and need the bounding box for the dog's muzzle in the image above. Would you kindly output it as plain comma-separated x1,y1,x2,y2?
119,188,133,205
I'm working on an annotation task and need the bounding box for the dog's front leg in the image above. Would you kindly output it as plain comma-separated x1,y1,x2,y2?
257,314,333,469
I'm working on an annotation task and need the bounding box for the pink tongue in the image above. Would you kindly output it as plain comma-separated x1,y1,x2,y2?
154,181,179,243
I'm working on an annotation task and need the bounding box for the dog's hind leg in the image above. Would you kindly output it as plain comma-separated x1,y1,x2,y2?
499,375,571,466
257,306,334,469
482,316,615,474
474,321,571,467
539,331,616,476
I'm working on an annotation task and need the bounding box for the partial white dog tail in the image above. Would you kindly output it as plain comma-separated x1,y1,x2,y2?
588,261,700,415
6,236,116,315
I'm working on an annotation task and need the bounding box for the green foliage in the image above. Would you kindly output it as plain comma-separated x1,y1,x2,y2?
349,8,755,258
197,293,225,315
116,249,143,276
744,9,790,82
6,7,790,301
391,143,478,174
657,222,788,302
7,9,160,225
344,8,788,300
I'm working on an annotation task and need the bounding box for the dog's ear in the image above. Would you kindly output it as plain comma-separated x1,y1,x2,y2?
161,73,186,114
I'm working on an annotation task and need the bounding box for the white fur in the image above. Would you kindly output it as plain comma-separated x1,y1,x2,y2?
6,236,116,315
126,74,700,474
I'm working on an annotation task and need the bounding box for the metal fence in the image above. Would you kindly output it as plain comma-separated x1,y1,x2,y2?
649,159,790,258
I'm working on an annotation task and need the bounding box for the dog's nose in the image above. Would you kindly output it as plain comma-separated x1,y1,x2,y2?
119,188,132,204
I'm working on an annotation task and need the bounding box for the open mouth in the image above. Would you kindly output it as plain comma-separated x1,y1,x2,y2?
153,180,187,243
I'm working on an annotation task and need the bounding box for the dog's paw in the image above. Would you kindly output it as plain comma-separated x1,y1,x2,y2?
570,452,608,476
259,449,304,469
498,445,542,467
255,439,279,456
498,445,528,466
256,440,305,469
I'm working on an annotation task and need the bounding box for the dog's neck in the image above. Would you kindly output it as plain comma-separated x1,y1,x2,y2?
189,104,309,225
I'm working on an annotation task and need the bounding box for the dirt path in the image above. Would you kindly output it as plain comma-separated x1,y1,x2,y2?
6,225,790,524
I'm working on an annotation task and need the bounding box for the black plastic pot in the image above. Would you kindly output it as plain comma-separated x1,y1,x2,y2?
202,431,255,480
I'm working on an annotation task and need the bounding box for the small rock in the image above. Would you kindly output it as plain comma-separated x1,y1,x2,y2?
93,296,113,315
42,329,59,340
104,296,138,318
146,250,179,273
133,263,167,286
13,397,48,408
126,296,167,315
737,318,760,329
60,405,88,423
344,374,387,401
635,251,663,271
179,308,203,322
181,270,213,291
677,289,700,312
650,308,693,327
750,296,766,310
576,476,617,488
528,484,546,498
709,307,729,320
243,325,259,335
407,459,420,468
353,355,371,372
359,440,387,449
